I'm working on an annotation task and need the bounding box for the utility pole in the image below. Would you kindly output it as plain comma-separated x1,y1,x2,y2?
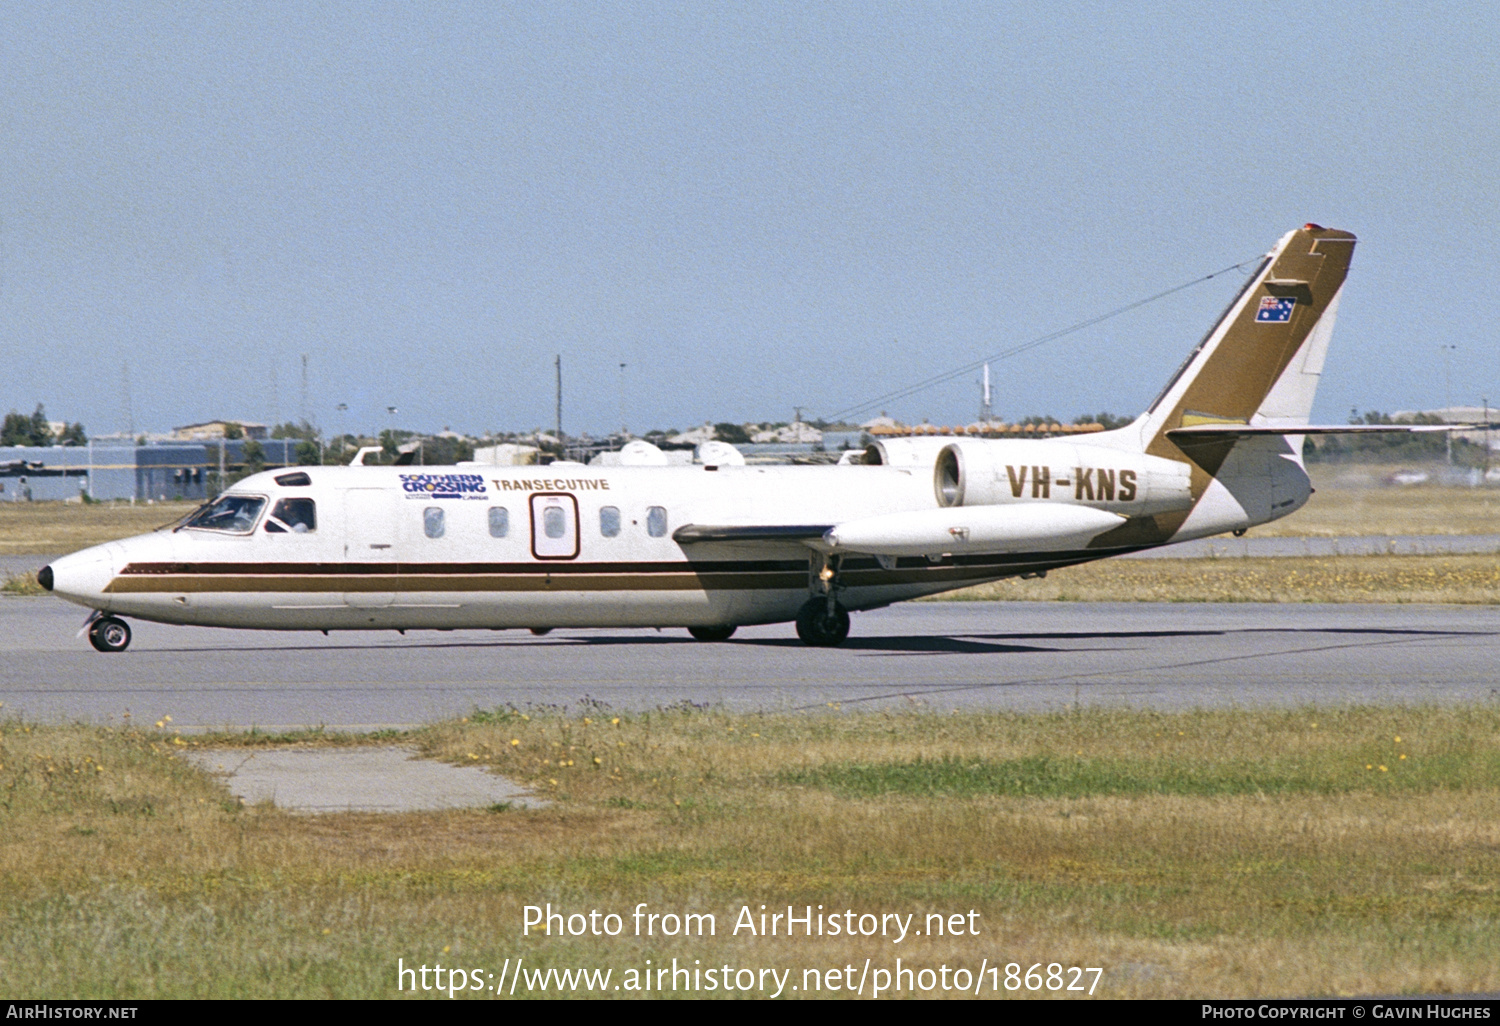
1441,344,1456,465
299,354,310,425
619,362,627,438
122,362,134,438
555,355,563,448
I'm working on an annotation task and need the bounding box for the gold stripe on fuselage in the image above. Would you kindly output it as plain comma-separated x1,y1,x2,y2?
101,553,1114,595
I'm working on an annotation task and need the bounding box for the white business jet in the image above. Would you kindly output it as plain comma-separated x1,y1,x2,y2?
41,224,1438,651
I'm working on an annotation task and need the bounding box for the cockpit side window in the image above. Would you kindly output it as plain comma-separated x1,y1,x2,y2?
183,494,267,534
264,498,317,534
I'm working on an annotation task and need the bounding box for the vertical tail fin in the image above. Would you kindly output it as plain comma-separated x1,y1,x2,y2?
1133,224,1356,460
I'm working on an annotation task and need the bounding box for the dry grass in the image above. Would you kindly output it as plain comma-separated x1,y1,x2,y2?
1,570,45,595
944,554,1500,604
1258,471,1499,537
2,706,1498,998
0,501,197,554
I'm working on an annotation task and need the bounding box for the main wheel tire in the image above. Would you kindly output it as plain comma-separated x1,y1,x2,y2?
88,616,131,653
795,598,851,647
687,625,737,642
529,627,553,636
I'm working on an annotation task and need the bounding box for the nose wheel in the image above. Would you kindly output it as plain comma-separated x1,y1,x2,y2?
87,616,132,653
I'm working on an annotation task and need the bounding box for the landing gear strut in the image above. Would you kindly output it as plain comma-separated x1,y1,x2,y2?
797,551,852,646
88,616,132,653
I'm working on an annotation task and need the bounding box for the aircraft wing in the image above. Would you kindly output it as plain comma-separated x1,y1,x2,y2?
672,524,834,544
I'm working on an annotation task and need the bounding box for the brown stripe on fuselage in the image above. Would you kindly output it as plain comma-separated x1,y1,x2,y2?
103,550,1141,595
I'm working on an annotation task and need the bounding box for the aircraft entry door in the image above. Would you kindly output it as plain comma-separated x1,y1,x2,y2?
342,488,397,607
529,493,580,559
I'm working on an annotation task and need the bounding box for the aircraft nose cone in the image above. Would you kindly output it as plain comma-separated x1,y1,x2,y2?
44,543,122,608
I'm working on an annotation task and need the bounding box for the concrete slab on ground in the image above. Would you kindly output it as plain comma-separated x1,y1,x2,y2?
184,746,545,813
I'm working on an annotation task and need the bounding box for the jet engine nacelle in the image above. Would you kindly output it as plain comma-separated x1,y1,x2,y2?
825,504,1125,557
862,436,960,468
933,439,1193,516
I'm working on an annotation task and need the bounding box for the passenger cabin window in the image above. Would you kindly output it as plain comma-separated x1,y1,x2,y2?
488,506,509,538
543,505,566,539
647,506,668,538
264,497,317,534
599,505,621,537
424,507,445,539
183,494,266,534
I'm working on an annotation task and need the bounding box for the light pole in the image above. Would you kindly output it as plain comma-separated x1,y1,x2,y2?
1485,395,1491,476
619,362,627,439
335,403,348,463
386,406,398,461
1439,344,1456,465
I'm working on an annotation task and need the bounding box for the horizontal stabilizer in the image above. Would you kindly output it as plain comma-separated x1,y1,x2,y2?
1168,424,1472,443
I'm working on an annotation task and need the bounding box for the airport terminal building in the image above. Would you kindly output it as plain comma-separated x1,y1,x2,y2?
0,442,303,503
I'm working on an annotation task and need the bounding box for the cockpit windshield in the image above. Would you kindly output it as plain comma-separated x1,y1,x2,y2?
182,494,266,534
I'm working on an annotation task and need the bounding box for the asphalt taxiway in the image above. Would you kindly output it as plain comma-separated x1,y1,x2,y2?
3,597,1496,729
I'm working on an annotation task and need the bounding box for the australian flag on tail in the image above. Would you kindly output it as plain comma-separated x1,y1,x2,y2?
1255,296,1296,322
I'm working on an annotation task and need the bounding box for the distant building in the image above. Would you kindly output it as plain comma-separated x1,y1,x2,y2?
172,420,269,441
0,440,305,502
667,423,717,446
469,443,540,466
751,422,823,444
1391,407,1500,451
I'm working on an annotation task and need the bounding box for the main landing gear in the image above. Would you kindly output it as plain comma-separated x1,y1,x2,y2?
87,615,132,653
796,597,850,647
796,551,852,647
687,625,737,642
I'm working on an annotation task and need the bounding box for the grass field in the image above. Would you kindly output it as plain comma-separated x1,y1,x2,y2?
0,500,196,554
941,554,1500,604
1,706,1497,999
1262,469,1498,537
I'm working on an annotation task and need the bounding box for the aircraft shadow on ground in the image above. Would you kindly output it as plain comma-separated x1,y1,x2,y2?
136,624,1493,657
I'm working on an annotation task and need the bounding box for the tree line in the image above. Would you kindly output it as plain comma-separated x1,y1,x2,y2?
1,405,87,447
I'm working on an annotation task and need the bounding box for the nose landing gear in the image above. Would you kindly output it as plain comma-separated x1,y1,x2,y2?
87,616,132,653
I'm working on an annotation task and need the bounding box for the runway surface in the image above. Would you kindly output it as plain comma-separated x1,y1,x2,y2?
4,596,1497,728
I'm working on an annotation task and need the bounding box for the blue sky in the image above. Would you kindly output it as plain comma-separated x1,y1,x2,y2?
2,2,1496,436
